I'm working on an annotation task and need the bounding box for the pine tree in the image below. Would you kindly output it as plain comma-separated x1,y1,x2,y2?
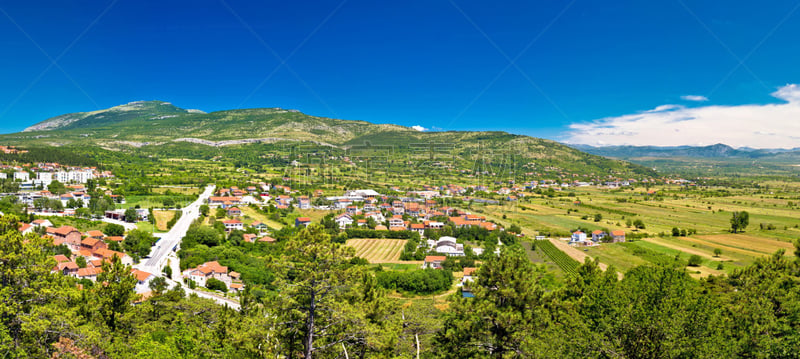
435,245,546,357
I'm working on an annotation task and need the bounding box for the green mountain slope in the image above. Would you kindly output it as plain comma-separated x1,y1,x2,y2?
5,101,656,177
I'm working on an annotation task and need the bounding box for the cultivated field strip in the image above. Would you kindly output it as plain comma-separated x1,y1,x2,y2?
538,239,580,276
346,238,406,263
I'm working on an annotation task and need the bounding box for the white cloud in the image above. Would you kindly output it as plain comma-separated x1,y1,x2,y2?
680,95,709,102
411,125,427,132
564,84,800,149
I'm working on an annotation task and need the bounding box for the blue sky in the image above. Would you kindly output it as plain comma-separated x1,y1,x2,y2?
2,1,800,147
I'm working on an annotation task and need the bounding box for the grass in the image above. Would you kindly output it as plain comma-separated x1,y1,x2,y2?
480,184,800,277
375,263,421,271
154,210,175,231
240,206,285,229
136,221,165,233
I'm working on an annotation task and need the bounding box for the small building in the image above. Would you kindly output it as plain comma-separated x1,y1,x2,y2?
81,237,107,253
610,230,626,243
335,214,354,229
182,261,232,289
85,230,105,240
409,223,425,236
462,267,477,283
295,217,311,228
423,255,447,269
131,269,154,293
591,230,606,242
46,226,82,248
226,207,242,217
570,231,587,243
222,219,244,232
434,236,464,256
251,221,269,232
32,219,53,228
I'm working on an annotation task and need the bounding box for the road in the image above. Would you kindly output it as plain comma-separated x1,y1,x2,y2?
132,185,240,309
137,185,215,274
159,276,241,310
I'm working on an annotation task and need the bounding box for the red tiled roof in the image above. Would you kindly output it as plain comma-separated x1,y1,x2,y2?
425,256,447,262
463,267,477,276
18,223,32,232
81,237,100,247
47,226,79,236
77,267,101,277
131,269,152,282
86,230,104,237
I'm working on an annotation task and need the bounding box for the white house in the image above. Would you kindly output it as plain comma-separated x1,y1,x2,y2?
422,255,446,269
222,219,244,232
13,172,30,182
335,214,354,229
132,269,155,293
591,230,606,242
434,236,464,256
571,231,587,243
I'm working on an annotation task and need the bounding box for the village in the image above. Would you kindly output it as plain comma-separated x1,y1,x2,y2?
0,159,676,302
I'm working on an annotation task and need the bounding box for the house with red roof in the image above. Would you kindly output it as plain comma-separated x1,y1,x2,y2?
18,222,33,235
85,230,105,240
131,269,154,293
81,237,107,253
295,217,311,228
46,226,82,248
423,255,447,269
182,261,240,290
32,219,53,228
222,219,243,232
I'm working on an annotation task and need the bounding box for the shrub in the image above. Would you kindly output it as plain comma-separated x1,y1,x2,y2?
687,255,703,267
206,278,228,292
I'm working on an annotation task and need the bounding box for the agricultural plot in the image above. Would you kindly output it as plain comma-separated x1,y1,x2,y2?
538,239,580,276
346,238,407,263
479,184,800,278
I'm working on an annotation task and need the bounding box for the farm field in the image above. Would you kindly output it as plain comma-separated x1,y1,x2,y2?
477,184,800,277
346,238,407,263
240,206,285,229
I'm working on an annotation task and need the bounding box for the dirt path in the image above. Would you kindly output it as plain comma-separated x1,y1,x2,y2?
644,237,733,261
681,236,766,258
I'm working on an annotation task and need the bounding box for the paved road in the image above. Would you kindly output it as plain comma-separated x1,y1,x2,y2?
161,276,241,310
138,185,215,273
132,185,243,310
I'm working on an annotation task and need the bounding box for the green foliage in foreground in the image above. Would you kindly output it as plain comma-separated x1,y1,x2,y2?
2,215,800,358
376,268,453,294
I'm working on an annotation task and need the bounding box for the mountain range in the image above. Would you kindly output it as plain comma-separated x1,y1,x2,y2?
2,101,655,177
571,144,800,160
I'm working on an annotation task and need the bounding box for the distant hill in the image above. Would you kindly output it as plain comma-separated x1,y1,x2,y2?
4,101,656,177
570,143,800,159
23,101,202,132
